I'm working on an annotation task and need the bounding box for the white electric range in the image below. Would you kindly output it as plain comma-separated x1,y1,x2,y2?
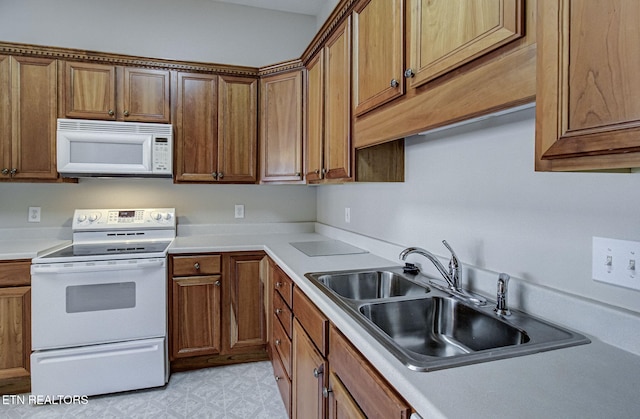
30,208,175,398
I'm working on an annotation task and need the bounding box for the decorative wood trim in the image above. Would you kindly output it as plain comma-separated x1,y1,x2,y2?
258,59,304,76
0,41,259,77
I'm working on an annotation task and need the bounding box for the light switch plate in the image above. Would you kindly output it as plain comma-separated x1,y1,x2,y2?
234,204,245,219
592,236,640,291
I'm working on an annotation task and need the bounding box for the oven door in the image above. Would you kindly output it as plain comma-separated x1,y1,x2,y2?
31,258,166,350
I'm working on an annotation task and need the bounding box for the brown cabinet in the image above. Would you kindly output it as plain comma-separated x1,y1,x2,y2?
61,61,170,123
223,252,267,353
0,260,31,395
169,255,222,360
169,252,267,371
259,69,304,183
305,16,352,183
329,326,411,419
352,0,405,116
0,55,58,181
536,0,640,171
327,370,366,419
406,0,524,89
174,72,258,183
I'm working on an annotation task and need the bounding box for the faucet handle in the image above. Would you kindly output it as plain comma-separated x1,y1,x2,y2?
494,273,511,316
442,240,461,288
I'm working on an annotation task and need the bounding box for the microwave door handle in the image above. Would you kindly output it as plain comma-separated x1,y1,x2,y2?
32,259,165,274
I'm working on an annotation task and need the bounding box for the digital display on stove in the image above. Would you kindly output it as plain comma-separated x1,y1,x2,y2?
118,211,136,218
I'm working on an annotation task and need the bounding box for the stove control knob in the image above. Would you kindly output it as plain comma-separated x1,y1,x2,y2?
77,214,87,223
151,212,162,220
164,213,172,221
88,213,99,222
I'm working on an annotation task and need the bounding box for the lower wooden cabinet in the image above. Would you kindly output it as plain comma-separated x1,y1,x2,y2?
327,370,366,419
0,260,31,395
292,319,326,419
168,252,267,371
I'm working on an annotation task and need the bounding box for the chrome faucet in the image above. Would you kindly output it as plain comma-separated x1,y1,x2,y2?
399,240,462,291
494,273,511,316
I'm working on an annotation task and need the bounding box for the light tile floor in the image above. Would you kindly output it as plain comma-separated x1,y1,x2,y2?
4,361,288,419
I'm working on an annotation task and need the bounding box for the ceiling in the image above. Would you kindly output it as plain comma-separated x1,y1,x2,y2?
213,0,327,16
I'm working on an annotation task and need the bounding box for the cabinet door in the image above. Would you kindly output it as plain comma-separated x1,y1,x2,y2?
121,67,170,123
407,0,523,88
174,72,218,182
536,0,640,171
292,320,326,419
324,16,352,180
305,52,324,182
327,370,366,419
0,286,31,390
353,0,405,116
224,253,266,353
217,75,258,183
0,55,10,176
10,56,58,180
170,275,222,359
260,70,304,183
63,61,116,120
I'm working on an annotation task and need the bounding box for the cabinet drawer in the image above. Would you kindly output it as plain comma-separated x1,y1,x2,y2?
329,326,410,419
293,286,328,356
273,264,293,307
272,354,291,417
0,260,31,287
273,290,293,339
172,255,221,276
272,316,292,378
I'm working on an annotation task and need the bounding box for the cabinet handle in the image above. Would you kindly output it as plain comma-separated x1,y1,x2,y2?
274,375,281,382
275,339,281,346
108,109,115,116
275,281,282,288
313,366,323,378
194,262,200,270
214,280,221,286
275,308,283,315
9,168,17,177
322,168,327,174
123,110,130,117
1,168,8,175
322,387,332,398
390,78,399,88
217,172,224,179
295,172,301,177
404,68,415,78
212,172,218,179
314,169,320,175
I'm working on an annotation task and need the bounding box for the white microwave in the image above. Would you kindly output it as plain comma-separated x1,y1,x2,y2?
57,119,173,178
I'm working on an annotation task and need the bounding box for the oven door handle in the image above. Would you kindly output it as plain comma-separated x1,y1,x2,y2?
32,259,165,274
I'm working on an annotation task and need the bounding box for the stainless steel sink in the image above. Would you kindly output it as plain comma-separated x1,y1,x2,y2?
305,267,590,371
314,270,430,300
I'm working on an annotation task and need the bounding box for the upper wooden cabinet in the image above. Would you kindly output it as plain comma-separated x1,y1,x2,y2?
174,72,258,183
305,17,353,183
0,56,58,181
536,0,640,171
259,69,304,183
406,0,524,88
61,62,170,123
352,0,405,116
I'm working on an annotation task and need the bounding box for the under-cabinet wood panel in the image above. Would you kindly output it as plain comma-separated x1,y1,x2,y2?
293,286,329,357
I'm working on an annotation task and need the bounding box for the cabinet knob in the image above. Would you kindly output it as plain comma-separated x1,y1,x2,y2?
214,280,221,286
123,110,130,117
217,172,224,179
194,262,200,270
274,375,281,382
404,68,415,78
322,387,332,399
108,109,115,116
314,169,320,175
295,172,301,177
275,339,281,346
9,168,17,176
322,168,327,174
390,78,399,88
275,308,283,315
313,366,323,378
1,168,8,175
212,172,218,179
275,281,282,288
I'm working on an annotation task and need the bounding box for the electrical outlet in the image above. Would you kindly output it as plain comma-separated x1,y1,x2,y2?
28,207,41,223
592,237,640,291
234,204,245,219
345,207,351,223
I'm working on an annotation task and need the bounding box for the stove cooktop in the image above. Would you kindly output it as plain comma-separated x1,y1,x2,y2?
39,241,173,260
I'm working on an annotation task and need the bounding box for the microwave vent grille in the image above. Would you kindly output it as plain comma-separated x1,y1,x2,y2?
57,119,172,136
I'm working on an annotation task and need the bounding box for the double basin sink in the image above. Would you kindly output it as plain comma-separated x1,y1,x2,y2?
305,267,589,371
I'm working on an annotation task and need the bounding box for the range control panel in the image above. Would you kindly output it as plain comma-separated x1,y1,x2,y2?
73,208,176,231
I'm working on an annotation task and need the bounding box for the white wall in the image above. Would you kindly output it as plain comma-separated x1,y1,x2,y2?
0,180,316,230
317,107,640,314
0,0,316,66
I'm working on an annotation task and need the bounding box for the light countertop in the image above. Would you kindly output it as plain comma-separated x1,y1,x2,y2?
170,230,640,419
